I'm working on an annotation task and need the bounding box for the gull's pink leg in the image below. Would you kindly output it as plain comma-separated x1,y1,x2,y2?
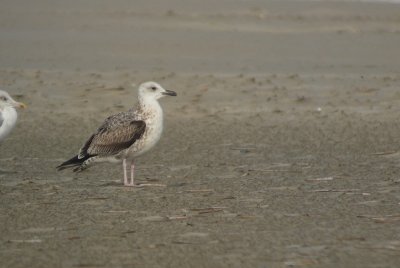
130,160,135,186
123,158,130,186
123,159,166,188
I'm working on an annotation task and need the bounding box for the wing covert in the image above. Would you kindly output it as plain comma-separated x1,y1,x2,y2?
79,120,146,158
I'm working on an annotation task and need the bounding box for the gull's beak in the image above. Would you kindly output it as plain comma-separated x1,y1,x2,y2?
13,101,27,109
162,89,177,96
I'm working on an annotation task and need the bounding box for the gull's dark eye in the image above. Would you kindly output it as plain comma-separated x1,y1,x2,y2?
151,86,157,91
0,96,7,101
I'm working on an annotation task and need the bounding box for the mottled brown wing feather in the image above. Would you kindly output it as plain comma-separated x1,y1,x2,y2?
79,120,146,157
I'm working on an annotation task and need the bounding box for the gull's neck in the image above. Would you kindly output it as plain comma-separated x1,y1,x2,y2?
2,106,17,120
138,95,162,113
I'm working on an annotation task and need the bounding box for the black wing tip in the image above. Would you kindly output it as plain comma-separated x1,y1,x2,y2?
56,165,69,171
56,155,87,172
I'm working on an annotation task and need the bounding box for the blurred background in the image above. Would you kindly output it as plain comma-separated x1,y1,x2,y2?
1,0,399,75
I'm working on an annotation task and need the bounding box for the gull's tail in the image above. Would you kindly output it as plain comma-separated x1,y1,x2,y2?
56,155,91,172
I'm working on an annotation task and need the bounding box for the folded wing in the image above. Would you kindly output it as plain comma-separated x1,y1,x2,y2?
79,119,146,158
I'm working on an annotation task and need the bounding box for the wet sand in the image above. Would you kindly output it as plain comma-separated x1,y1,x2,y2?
1,1,400,267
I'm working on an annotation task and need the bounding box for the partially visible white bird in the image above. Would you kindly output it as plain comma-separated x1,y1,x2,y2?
57,81,177,187
0,90,26,142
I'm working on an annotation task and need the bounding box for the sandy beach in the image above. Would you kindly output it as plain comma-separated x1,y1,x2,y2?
1,0,400,267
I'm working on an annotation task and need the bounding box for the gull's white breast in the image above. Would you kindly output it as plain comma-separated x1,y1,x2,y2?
117,102,164,160
0,107,18,142
137,112,164,156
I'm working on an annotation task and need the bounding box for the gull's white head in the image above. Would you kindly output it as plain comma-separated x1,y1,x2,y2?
0,90,26,110
137,81,177,101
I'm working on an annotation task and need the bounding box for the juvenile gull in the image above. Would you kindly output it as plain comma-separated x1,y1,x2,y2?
0,90,26,142
57,81,177,187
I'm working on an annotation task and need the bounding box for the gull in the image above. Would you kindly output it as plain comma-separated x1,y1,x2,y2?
0,90,26,142
57,81,177,187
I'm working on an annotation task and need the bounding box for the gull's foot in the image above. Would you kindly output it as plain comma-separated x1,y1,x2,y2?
135,183,166,187
124,182,135,187
122,182,166,187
